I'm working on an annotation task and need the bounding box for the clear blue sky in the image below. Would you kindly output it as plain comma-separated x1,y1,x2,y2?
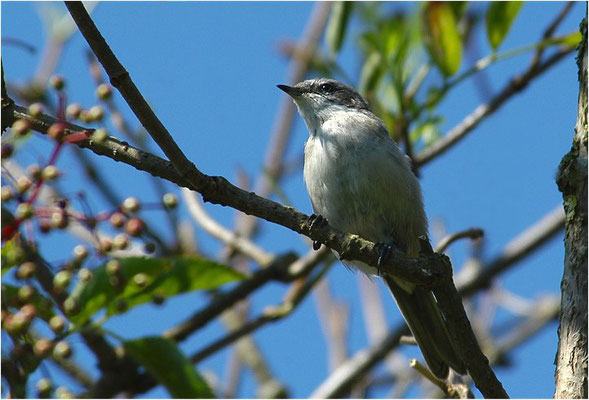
2,2,584,398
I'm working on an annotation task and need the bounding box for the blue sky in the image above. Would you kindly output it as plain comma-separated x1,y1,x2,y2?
1,2,584,398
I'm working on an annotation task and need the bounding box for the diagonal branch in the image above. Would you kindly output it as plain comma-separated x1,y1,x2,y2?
415,44,576,167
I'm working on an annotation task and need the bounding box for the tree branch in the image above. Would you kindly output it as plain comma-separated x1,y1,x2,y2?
415,44,576,167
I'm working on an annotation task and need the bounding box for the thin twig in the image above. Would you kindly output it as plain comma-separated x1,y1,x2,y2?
414,44,576,167
181,188,274,267
435,228,484,253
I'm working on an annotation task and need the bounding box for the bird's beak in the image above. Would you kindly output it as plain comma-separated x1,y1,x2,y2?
277,84,303,97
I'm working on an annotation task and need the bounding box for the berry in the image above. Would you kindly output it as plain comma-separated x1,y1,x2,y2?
12,119,31,136
109,212,126,228
66,103,82,119
28,103,44,117
88,105,104,121
53,270,72,290
162,193,178,209
49,75,65,90
96,83,113,100
113,233,129,250
1,186,14,202
122,197,140,213
106,259,121,275
17,285,36,302
125,218,144,237
16,262,36,279
47,123,66,142
33,338,53,358
72,245,89,262
92,128,108,143
49,315,66,334
53,341,72,359
41,165,60,181
15,203,34,220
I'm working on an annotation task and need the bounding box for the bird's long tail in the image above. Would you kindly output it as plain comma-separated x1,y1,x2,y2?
384,276,466,379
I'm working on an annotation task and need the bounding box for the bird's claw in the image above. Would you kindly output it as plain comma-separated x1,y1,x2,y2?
309,214,328,251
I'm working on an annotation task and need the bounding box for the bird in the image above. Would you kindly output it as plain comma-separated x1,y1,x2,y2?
277,78,466,379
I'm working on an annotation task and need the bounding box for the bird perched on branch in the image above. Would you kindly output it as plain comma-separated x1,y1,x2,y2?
278,78,466,379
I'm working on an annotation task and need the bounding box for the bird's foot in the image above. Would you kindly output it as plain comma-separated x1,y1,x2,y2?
375,241,405,276
418,235,434,255
308,214,328,251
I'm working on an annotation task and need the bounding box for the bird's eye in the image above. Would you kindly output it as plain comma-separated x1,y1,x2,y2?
319,83,334,93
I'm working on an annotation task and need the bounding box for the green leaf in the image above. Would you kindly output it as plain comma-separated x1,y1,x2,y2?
124,336,214,399
326,2,354,60
359,52,383,95
486,2,523,51
67,256,244,326
421,2,463,76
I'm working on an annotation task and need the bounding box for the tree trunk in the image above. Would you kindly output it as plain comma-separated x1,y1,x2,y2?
554,18,588,399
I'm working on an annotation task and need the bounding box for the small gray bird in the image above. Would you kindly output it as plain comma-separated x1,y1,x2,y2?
278,78,466,378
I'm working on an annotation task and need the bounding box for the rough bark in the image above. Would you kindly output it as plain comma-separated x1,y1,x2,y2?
554,18,588,399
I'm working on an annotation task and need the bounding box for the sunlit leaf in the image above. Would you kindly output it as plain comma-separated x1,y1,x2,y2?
486,2,523,50
359,52,383,95
67,256,244,326
326,2,354,59
421,2,463,76
124,336,215,399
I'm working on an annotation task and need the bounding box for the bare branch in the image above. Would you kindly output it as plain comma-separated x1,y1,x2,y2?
415,45,576,167
435,228,484,253
181,187,274,267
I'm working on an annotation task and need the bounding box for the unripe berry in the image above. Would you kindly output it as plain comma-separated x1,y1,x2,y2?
49,315,66,334
16,262,36,280
53,270,72,290
88,105,104,121
133,273,148,288
113,233,129,250
125,217,144,237
33,338,53,358
122,197,140,213
49,75,65,90
66,103,82,119
78,267,93,283
28,164,42,179
1,186,14,202
162,193,178,209
51,211,68,230
63,298,79,316
36,378,53,398
12,119,31,136
41,165,60,181
15,202,34,220
18,285,36,302
28,103,44,118
19,304,37,321
72,245,89,262
96,83,113,100
106,259,121,276
109,212,126,228
99,238,113,253
47,123,66,142
92,128,108,143
16,177,32,194
52,340,72,359
55,386,73,399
